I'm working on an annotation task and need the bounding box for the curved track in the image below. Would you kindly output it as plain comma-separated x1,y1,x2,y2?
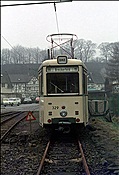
1,111,27,142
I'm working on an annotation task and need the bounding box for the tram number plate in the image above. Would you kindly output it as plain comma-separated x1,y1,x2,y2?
52,106,59,110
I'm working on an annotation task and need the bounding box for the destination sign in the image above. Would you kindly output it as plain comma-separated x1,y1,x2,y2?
47,66,78,72
57,56,67,64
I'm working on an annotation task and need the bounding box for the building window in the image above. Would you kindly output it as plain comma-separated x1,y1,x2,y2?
2,83,5,87
5,84,8,88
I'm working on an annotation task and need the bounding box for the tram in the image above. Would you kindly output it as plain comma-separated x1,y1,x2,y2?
38,33,88,132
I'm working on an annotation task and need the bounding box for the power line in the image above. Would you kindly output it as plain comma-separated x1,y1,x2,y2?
2,35,15,50
1,35,21,58
54,2,60,34
1,1,72,7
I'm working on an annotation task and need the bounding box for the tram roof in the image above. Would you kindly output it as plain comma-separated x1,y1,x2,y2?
39,58,87,70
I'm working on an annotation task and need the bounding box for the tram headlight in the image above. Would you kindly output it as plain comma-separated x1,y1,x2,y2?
60,110,67,117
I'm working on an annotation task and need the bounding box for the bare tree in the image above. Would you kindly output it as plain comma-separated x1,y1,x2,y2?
1,49,11,64
10,45,27,64
98,42,110,62
106,42,119,83
74,39,96,62
74,39,85,61
33,47,40,63
1,39,97,64
83,40,96,62
40,49,49,62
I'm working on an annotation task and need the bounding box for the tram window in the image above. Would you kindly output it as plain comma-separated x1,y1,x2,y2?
47,73,79,94
39,71,43,95
83,71,87,94
39,76,41,95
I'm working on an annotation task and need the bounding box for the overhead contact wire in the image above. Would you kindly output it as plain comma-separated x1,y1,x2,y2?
2,35,21,58
1,1,72,7
54,2,60,34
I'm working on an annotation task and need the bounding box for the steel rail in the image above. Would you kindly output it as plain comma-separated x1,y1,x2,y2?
0,112,27,142
1,111,20,117
37,141,50,175
0,111,20,118
78,140,90,175
37,138,91,175
1,111,24,124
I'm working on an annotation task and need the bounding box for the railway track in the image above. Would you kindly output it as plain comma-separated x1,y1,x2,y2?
37,133,90,175
1,111,20,118
1,111,25,123
1,111,28,142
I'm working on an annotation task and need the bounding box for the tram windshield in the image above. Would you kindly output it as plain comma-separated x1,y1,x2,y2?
47,73,79,94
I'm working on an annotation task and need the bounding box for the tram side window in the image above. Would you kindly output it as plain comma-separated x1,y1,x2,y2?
39,71,43,95
39,76,41,95
47,73,79,94
83,71,87,94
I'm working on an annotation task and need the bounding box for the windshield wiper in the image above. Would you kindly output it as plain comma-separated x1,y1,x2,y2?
50,82,64,93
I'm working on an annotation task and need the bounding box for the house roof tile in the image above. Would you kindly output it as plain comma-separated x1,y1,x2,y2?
1,62,106,84
9,74,32,83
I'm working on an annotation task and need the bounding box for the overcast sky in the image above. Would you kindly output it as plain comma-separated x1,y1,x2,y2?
1,1,119,50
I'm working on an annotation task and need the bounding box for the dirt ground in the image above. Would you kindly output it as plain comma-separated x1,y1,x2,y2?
88,115,119,167
1,110,119,174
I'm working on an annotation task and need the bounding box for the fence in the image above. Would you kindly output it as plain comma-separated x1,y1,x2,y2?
88,89,119,117
108,93,119,117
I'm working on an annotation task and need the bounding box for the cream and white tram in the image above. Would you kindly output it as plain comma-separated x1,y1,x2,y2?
38,34,88,132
